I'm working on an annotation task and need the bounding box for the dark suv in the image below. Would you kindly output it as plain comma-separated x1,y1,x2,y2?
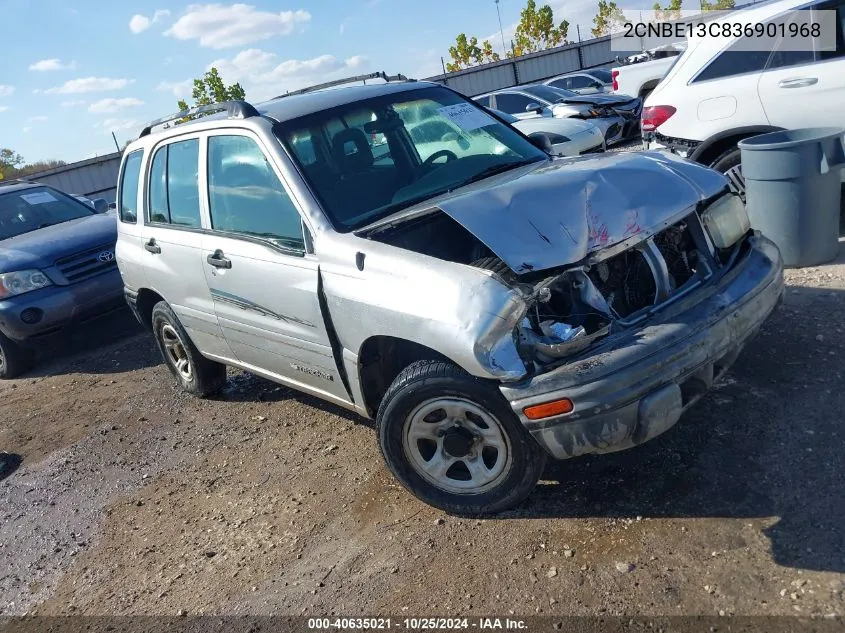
0,181,125,377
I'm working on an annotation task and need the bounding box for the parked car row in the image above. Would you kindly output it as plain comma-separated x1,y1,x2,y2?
473,83,642,146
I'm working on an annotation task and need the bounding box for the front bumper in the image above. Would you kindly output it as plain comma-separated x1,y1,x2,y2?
0,268,125,343
500,234,784,460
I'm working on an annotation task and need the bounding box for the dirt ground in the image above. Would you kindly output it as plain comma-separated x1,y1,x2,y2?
2,240,845,621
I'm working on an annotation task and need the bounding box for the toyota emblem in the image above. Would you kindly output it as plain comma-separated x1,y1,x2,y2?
98,250,115,263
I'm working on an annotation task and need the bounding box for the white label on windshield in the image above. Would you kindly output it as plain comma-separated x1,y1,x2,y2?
437,104,495,132
20,191,58,205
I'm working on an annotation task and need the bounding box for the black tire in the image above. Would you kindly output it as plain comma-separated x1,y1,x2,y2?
376,360,548,515
150,301,226,397
710,146,745,200
0,331,35,379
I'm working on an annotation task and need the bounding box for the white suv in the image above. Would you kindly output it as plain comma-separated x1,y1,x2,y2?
642,0,845,195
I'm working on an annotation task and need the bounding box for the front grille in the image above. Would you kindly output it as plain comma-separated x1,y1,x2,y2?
654,221,697,289
590,249,657,317
55,243,117,283
589,216,709,320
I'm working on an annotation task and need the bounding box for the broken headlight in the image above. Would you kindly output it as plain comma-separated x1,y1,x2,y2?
701,193,751,249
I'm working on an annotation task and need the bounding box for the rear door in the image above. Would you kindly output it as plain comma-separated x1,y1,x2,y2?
757,0,845,131
199,130,350,403
141,134,231,359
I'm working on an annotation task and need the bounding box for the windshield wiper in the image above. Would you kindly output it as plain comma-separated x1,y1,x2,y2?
450,159,542,191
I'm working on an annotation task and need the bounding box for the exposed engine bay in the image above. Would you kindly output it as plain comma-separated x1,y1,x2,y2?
366,208,728,368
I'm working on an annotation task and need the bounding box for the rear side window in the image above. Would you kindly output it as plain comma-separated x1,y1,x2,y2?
693,46,771,82
147,139,202,228
118,150,143,223
474,95,492,108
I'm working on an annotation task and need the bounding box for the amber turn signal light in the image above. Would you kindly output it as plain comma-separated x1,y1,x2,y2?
523,398,574,420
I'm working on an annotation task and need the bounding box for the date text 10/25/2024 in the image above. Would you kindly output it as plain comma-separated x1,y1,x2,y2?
307,618,528,630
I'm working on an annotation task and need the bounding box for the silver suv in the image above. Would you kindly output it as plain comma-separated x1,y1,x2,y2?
116,72,785,514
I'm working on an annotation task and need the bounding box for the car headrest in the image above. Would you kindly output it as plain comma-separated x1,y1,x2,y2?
331,128,373,172
219,162,271,188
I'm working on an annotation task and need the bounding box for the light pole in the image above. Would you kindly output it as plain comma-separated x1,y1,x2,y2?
495,0,507,56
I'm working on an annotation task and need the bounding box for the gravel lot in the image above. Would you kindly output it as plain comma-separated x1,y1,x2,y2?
2,229,845,619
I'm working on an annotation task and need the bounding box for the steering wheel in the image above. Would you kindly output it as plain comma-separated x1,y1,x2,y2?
422,149,458,167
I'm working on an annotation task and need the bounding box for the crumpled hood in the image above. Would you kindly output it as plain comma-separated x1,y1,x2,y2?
0,213,117,273
434,151,729,274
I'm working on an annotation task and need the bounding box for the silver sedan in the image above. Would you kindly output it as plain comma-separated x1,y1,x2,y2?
488,108,605,156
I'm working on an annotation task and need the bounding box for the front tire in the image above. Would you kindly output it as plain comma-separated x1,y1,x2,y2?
710,147,745,201
376,360,547,515
0,332,35,379
151,301,226,397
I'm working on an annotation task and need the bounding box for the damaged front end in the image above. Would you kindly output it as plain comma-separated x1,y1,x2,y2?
362,151,755,381
506,202,741,371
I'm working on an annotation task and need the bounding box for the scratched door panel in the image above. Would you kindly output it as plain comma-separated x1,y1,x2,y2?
200,233,349,401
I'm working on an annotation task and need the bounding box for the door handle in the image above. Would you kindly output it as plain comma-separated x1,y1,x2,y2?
778,77,818,88
206,249,232,269
144,238,161,254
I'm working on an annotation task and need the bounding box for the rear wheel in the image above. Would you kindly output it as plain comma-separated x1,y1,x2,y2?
376,360,547,515
710,147,745,202
0,332,35,379
151,301,226,397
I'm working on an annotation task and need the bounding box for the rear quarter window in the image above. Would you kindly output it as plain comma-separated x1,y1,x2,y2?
118,149,144,224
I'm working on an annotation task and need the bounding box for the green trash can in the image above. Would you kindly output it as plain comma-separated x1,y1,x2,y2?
738,127,844,268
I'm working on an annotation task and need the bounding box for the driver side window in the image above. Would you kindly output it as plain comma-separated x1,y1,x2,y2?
206,135,305,252
493,93,536,114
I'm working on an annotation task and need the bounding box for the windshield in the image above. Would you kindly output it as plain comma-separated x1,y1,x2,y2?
489,108,519,124
522,84,578,103
277,85,547,232
590,69,612,83
0,186,94,240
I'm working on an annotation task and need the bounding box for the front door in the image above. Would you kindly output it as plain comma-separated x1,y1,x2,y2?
200,132,350,403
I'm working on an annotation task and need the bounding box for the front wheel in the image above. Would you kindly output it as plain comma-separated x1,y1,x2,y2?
0,331,35,379
376,360,547,515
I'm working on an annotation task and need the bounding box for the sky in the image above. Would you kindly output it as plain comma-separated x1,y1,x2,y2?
0,0,615,165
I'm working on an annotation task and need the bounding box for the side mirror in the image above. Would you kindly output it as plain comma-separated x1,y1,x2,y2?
92,198,109,214
525,103,544,114
528,132,554,154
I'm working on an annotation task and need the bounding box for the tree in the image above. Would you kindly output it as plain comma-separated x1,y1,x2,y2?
700,0,734,9
175,67,246,121
512,0,570,55
0,150,66,180
0,148,24,180
446,33,500,72
653,0,683,21
591,0,627,37
12,160,66,178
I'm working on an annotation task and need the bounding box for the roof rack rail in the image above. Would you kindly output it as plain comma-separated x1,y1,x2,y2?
272,71,412,100
138,100,261,138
